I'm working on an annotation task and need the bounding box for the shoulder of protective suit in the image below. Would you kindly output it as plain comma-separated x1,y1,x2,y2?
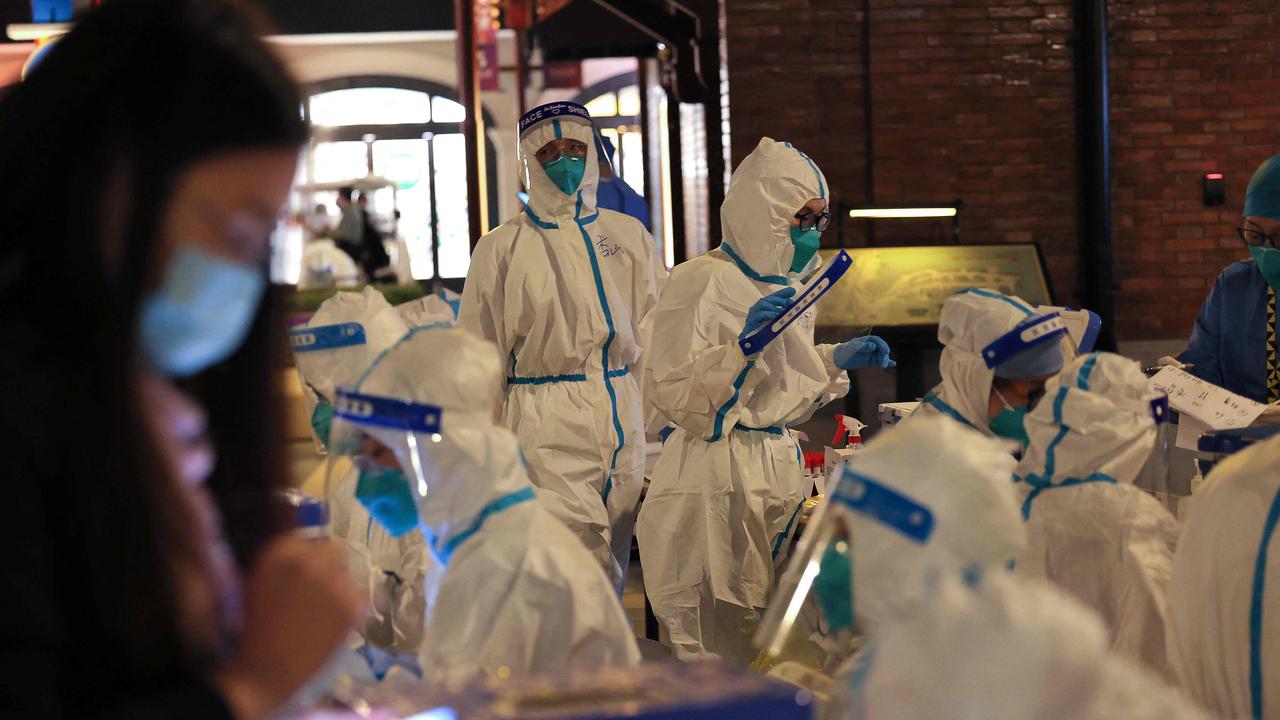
595,209,655,248
471,216,526,256
667,249,743,286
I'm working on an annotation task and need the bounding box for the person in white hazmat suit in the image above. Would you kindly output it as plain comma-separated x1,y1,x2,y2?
848,570,1214,720
289,288,434,663
328,325,641,684
638,137,896,662
754,414,1026,689
912,288,1071,445
460,101,663,589
1014,351,1180,678
1167,433,1280,719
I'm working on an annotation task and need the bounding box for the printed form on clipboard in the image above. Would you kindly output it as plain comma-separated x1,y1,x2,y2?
1148,366,1269,450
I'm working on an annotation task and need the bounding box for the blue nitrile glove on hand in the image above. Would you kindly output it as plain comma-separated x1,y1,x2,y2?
834,335,896,369
739,288,797,344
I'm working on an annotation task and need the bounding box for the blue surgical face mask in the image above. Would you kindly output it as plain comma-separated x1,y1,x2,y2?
790,226,821,273
311,401,334,446
542,153,586,196
988,387,1030,446
138,245,266,377
355,464,420,537
813,539,856,633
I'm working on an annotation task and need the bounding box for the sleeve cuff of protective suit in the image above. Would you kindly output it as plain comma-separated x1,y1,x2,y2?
816,343,848,382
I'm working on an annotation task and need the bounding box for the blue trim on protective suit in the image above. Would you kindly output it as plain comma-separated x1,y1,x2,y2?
719,242,789,286
735,423,785,436
432,487,537,564
1034,353,1101,486
772,500,806,558
1019,472,1116,521
783,141,827,199
955,287,1034,315
523,205,558,229
506,367,628,386
1250,486,1280,719
922,392,976,430
711,360,757,442
573,191,627,501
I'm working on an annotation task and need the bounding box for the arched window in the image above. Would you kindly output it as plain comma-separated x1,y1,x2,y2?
298,76,498,281
573,72,644,197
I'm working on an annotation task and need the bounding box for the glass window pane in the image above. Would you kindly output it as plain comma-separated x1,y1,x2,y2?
309,87,431,126
585,92,618,118
621,130,645,195
372,139,433,280
312,141,369,183
618,85,641,117
432,134,472,278
431,96,466,123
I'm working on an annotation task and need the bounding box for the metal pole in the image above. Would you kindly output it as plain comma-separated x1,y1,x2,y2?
514,29,529,115
1073,0,1116,350
427,135,441,287
455,0,489,249
861,0,876,246
667,94,687,265
638,59,653,203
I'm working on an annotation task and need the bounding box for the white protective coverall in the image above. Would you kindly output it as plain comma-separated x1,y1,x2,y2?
912,288,1071,434
460,103,663,588
1014,352,1179,678
849,570,1213,720
291,288,432,655
396,289,459,329
353,326,641,683
636,137,852,661
835,413,1027,633
1168,433,1280,719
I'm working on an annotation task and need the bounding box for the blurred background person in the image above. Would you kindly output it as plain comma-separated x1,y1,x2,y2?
0,1,362,717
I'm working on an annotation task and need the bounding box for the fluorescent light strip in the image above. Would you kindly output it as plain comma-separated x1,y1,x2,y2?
6,23,70,41
848,207,958,219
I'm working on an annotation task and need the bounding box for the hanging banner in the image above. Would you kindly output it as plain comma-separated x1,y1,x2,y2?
543,60,582,89
476,0,500,91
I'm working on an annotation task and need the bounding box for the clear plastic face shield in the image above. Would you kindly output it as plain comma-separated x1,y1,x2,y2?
985,312,1077,416
755,465,936,670
288,322,369,448
516,102,596,199
982,312,1074,376
326,386,443,538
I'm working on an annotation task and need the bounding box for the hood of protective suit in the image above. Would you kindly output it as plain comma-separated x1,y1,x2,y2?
856,570,1212,720
294,287,409,402
396,293,458,329
1017,353,1161,488
518,102,600,222
1168,433,1280,718
845,413,1026,628
932,288,1070,432
354,326,532,560
720,137,828,279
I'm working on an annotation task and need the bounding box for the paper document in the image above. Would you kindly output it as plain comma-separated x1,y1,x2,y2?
1149,367,1267,451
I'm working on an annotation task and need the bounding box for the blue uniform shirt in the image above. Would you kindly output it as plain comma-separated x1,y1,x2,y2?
596,176,651,231
1181,259,1270,403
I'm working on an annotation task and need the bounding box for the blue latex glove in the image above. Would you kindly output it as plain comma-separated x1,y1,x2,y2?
834,335,896,369
740,287,797,342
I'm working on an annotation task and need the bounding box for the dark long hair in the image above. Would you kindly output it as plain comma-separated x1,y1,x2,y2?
0,0,305,696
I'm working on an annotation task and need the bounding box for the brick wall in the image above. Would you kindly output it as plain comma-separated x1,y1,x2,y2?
723,0,1280,342
1110,0,1280,339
